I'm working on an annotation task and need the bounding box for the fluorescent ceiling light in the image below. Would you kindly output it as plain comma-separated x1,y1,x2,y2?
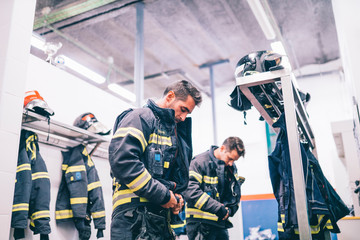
31,33,46,51
108,83,136,102
247,0,276,40
56,55,106,84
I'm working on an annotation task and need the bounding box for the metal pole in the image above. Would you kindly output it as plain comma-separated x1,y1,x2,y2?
281,75,312,240
199,59,229,145
209,66,218,145
134,2,144,107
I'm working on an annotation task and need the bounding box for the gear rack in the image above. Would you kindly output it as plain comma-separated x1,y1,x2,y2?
21,110,110,159
235,68,329,240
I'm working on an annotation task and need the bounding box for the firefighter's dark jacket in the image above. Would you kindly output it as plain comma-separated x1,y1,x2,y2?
183,146,245,228
109,99,193,215
11,130,51,240
55,144,106,238
268,113,349,239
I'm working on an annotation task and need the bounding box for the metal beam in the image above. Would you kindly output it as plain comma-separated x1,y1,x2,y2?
34,0,120,29
134,2,144,108
199,59,229,145
282,75,312,240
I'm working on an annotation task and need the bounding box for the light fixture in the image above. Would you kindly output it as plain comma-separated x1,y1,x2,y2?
31,33,46,51
55,55,106,84
247,0,276,40
108,83,136,102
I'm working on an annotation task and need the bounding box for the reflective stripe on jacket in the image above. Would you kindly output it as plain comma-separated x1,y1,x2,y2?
55,144,106,234
11,130,51,239
109,99,193,215
184,146,244,228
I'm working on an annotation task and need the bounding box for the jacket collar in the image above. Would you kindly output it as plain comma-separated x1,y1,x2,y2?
209,145,225,166
146,99,176,126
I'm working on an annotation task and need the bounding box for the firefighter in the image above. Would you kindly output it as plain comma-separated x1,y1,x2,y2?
183,137,245,240
109,80,202,239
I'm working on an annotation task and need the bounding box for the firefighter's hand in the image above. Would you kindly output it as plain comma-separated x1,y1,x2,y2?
161,190,177,209
222,207,230,220
171,193,184,214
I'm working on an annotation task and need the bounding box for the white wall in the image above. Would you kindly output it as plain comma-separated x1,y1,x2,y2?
15,55,133,240
297,71,353,206
25,55,132,129
0,1,37,239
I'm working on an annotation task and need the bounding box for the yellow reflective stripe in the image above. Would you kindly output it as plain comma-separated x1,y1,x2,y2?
148,133,172,146
190,171,202,183
112,189,148,210
294,214,324,234
277,222,284,232
126,169,151,192
280,214,285,223
113,127,147,152
62,164,68,171
295,225,321,234
194,193,210,209
26,134,37,143
32,172,50,180
186,207,218,221
55,209,73,219
66,165,86,174
31,210,50,220
235,174,245,183
70,197,88,204
26,135,37,160
203,176,218,184
92,210,105,219
325,219,333,229
17,163,31,172
82,147,94,167
88,181,102,191
113,196,148,210
171,219,186,228
12,203,29,212
164,161,170,168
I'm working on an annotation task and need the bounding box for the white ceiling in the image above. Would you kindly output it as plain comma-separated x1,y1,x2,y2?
32,0,340,102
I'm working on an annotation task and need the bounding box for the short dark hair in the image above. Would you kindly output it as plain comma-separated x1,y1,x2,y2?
223,136,245,157
163,80,202,106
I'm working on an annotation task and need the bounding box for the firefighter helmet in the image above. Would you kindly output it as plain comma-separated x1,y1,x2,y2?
24,90,54,117
234,50,284,78
73,112,110,135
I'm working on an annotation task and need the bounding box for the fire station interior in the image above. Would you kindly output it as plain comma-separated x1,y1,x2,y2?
1,0,360,239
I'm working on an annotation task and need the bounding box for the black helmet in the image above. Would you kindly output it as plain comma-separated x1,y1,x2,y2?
73,112,110,135
234,50,284,77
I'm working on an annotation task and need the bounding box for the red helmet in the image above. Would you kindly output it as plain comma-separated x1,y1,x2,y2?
24,90,54,117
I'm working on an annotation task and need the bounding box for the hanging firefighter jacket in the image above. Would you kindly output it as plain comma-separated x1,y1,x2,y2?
268,113,350,240
11,130,51,240
55,144,106,240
